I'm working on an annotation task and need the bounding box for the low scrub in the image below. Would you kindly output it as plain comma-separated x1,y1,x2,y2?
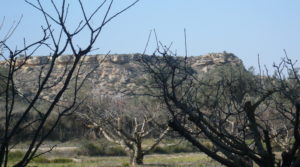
8,151,24,162
32,156,51,163
80,141,126,156
51,158,74,163
152,141,199,154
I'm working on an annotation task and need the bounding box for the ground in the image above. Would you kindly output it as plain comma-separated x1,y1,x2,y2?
9,140,221,167
27,153,220,167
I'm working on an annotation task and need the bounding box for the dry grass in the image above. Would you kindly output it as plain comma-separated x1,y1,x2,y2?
24,153,220,167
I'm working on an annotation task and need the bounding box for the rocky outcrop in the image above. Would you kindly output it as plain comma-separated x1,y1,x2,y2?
190,52,242,73
0,52,243,99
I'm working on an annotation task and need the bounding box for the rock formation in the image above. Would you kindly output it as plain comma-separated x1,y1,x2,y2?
0,52,243,99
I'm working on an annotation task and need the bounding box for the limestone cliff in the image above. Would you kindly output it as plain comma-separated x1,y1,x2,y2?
0,52,243,99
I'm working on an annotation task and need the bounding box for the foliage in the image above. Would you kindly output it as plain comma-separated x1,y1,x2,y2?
32,156,51,163
79,141,126,156
50,158,73,163
152,142,199,154
7,152,24,163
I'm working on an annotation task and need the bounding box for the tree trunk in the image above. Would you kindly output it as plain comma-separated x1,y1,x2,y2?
281,151,293,167
129,141,144,166
235,157,253,167
130,152,144,166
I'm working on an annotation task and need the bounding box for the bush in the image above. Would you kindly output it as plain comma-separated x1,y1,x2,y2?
32,156,51,163
122,162,130,167
80,141,126,156
8,151,23,162
51,158,73,163
171,144,195,153
152,146,169,154
152,142,199,154
32,157,73,164
7,151,73,164
81,142,105,156
106,146,126,156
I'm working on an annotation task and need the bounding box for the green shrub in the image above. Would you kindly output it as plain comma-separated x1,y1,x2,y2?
106,146,126,156
32,156,51,163
152,142,198,154
152,146,169,154
8,151,23,162
8,151,51,164
80,141,126,156
172,144,195,153
81,142,105,156
122,162,130,167
51,158,73,163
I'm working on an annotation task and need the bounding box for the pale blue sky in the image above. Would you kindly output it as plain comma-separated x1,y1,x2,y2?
1,0,299,70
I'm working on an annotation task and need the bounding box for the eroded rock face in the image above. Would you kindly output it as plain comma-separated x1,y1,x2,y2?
0,52,243,99
190,53,242,73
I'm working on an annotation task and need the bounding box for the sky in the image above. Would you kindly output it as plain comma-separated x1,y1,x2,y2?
1,0,300,71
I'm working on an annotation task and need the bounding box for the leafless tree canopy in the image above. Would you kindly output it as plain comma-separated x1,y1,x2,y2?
0,0,138,166
139,44,300,167
78,96,169,166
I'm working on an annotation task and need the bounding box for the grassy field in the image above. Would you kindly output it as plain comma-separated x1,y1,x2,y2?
8,150,220,167
8,139,221,167
24,153,219,167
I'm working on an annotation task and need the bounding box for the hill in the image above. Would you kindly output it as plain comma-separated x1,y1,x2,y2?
0,52,243,100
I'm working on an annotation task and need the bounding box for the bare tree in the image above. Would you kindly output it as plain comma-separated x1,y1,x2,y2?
139,44,300,167
78,96,169,166
0,0,139,166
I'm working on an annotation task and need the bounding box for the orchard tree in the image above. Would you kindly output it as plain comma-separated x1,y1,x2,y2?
78,96,169,166
140,44,300,167
0,0,139,166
